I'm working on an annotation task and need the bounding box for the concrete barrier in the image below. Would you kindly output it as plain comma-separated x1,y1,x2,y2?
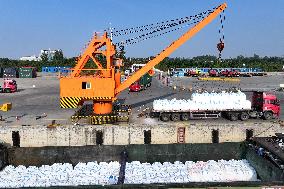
0,122,282,147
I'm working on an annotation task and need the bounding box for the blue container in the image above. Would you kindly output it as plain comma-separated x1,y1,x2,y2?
59,67,72,73
42,66,71,73
202,68,209,73
42,67,49,73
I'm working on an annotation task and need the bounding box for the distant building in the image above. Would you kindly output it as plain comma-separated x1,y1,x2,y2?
20,49,61,61
131,64,146,72
20,55,40,61
40,49,60,61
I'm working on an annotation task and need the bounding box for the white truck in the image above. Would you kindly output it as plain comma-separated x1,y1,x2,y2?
150,91,280,121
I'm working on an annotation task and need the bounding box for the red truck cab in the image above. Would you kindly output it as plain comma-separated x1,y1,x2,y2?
1,79,17,93
129,72,152,92
129,81,141,92
252,91,280,119
208,69,219,77
220,69,240,77
232,69,240,77
220,69,230,77
187,69,200,77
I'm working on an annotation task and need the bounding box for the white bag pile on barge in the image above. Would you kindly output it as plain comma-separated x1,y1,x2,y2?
124,159,258,184
0,159,257,188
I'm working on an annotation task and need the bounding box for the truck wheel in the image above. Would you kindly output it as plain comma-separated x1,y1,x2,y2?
4,89,11,93
171,113,180,121
160,113,170,122
240,112,249,121
263,111,272,120
181,113,189,121
230,113,238,121
149,112,155,118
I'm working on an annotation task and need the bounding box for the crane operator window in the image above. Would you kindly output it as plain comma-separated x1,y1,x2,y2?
82,82,91,89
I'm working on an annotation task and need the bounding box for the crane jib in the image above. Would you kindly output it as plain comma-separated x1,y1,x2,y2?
115,3,227,94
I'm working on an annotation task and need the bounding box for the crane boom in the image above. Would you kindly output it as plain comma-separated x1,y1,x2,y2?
115,3,227,94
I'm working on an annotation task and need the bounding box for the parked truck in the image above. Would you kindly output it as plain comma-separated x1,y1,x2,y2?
129,73,152,92
151,91,280,121
187,69,201,77
0,79,17,93
208,69,219,77
219,69,240,77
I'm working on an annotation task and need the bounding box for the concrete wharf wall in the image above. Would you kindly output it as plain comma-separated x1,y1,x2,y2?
0,122,282,147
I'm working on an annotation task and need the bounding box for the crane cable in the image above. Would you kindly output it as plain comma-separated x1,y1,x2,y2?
109,9,215,37
113,9,214,47
115,14,206,47
103,5,225,59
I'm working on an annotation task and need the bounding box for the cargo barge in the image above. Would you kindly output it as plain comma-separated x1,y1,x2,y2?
0,137,283,188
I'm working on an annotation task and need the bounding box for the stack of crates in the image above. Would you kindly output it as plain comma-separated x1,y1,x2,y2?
59,67,71,74
41,66,71,73
19,67,37,78
42,66,59,73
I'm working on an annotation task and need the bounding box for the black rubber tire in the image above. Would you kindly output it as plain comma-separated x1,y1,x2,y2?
171,113,180,121
263,111,273,120
240,112,249,121
160,113,170,122
149,112,155,118
181,113,189,121
230,113,238,121
4,89,11,93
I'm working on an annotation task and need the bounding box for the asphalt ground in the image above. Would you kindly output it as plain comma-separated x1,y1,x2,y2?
0,73,283,126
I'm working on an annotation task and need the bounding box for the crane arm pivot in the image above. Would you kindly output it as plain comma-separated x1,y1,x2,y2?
115,3,227,94
71,34,110,77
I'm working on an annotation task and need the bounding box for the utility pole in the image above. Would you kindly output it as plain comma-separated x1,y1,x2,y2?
109,22,113,42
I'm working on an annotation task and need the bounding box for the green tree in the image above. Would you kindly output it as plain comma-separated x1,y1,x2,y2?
40,53,48,64
52,49,64,65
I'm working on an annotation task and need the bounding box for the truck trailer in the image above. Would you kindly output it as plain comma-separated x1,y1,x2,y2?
151,91,280,121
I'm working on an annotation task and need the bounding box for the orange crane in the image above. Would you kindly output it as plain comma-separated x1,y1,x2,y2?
60,3,227,124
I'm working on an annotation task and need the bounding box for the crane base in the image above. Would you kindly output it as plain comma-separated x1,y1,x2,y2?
71,104,131,125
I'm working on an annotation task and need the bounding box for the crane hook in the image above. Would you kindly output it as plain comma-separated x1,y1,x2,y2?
217,41,224,53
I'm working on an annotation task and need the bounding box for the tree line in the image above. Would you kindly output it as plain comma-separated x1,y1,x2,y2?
125,55,284,72
0,53,283,72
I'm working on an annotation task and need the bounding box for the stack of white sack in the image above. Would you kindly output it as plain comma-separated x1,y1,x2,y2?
124,159,258,184
0,161,120,188
153,91,251,111
0,159,258,187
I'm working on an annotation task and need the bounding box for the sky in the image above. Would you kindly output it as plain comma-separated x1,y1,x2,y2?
0,0,283,59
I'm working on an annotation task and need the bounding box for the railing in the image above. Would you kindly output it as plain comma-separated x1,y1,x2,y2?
59,68,113,78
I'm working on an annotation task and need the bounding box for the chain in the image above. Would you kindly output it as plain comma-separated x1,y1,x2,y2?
217,10,225,61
